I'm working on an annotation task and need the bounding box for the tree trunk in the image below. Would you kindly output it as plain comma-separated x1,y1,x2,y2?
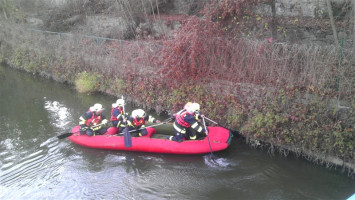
271,0,277,39
315,0,319,18
3,7,8,20
326,0,340,48
353,0,355,49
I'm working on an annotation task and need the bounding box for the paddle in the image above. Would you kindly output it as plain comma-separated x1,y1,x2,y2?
123,127,132,147
123,117,172,147
175,109,185,115
116,119,171,135
57,123,104,139
122,96,132,148
204,116,241,137
132,120,170,131
202,117,215,159
57,132,74,139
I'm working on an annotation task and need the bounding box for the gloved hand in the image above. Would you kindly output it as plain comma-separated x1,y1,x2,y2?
92,126,100,131
102,119,108,124
203,127,209,135
196,114,204,119
80,125,89,131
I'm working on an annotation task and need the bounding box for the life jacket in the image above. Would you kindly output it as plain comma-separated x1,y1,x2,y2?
176,111,194,128
110,106,123,121
85,110,102,126
132,117,145,127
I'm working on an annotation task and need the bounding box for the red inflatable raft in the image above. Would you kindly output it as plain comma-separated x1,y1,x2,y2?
68,126,233,154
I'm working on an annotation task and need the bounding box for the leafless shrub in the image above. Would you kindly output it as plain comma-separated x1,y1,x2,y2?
42,0,108,32
207,38,354,99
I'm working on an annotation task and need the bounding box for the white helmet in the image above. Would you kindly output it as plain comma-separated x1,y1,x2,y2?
90,103,104,112
187,102,200,113
184,102,192,110
116,98,125,106
132,109,145,118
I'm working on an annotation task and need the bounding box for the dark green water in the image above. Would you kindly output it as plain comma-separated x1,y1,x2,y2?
0,64,354,200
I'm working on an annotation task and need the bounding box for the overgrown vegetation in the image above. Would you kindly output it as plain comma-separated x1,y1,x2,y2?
0,0,354,174
75,71,102,93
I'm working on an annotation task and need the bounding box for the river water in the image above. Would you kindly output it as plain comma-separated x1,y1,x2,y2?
0,64,354,200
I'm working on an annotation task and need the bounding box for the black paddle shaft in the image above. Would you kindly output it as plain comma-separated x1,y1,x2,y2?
56,123,104,139
204,117,240,137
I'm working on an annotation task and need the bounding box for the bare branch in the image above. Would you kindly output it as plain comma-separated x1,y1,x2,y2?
326,0,340,48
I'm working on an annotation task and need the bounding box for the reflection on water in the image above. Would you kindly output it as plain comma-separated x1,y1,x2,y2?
203,155,238,169
0,64,354,200
44,100,72,130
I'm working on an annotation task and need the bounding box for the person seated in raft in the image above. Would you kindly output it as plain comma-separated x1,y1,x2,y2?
126,109,161,137
79,103,108,136
173,101,193,117
110,98,128,134
168,102,206,142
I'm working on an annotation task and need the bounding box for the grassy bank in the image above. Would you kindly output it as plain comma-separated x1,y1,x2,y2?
0,0,354,175
1,23,354,176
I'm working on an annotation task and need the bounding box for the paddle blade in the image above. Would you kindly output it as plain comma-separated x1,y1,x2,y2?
124,128,132,148
231,130,240,137
57,132,73,139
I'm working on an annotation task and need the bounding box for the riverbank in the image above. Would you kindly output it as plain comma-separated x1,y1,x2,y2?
1,37,354,176
2,63,354,199
0,0,354,176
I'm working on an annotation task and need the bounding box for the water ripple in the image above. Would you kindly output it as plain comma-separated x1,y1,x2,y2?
203,155,238,170
0,136,66,191
44,100,72,129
